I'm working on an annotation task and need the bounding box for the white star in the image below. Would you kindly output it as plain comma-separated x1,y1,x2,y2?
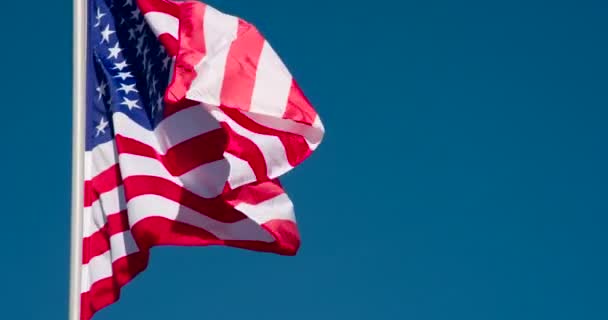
113,60,129,71
117,83,138,94
157,46,166,57
146,74,153,86
162,56,171,70
151,77,158,90
136,38,145,56
114,72,133,80
152,95,163,113
120,17,126,25
135,21,146,33
96,81,107,100
128,28,136,40
107,42,123,59
142,46,150,65
150,100,158,114
145,60,153,74
152,94,163,114
157,95,164,109
131,8,141,20
100,25,115,44
148,85,155,99
95,117,109,137
120,97,141,110
94,8,106,27
123,0,133,7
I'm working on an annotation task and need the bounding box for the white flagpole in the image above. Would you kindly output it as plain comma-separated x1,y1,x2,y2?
69,0,87,319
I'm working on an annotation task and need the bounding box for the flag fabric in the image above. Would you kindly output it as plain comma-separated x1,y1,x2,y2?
82,0,324,319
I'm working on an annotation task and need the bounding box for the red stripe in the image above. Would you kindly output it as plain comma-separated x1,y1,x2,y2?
221,121,268,181
160,129,226,174
283,80,318,126
85,124,301,210
115,129,227,176
82,179,283,264
130,216,220,247
221,107,313,167
158,33,179,57
166,1,207,105
82,176,294,264
137,0,181,56
84,164,122,207
278,134,313,167
80,251,149,320
82,228,110,265
257,219,300,255
162,97,199,118
82,211,130,264
224,179,285,206
82,179,291,263
136,0,180,17
81,215,299,320
130,216,299,255
219,20,265,111
122,175,247,222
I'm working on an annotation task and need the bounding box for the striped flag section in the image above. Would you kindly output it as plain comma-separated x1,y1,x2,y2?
81,1,324,319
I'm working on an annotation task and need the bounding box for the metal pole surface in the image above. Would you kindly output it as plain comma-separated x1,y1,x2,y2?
69,0,87,319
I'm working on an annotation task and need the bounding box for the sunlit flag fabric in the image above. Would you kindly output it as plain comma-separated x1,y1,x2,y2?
82,0,324,318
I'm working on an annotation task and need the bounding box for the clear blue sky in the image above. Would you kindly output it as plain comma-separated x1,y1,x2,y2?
1,0,607,319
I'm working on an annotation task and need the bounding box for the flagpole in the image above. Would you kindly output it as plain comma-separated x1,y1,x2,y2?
69,0,87,319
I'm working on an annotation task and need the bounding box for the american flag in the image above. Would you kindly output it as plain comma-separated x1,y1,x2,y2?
81,0,324,319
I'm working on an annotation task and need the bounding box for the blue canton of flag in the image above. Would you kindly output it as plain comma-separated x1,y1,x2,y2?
86,0,172,151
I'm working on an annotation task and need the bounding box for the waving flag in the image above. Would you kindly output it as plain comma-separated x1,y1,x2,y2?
77,0,324,319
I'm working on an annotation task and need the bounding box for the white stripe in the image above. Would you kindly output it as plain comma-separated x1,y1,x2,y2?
128,194,275,242
82,206,97,240
244,111,324,150
119,153,179,183
118,154,228,199
153,105,220,151
113,106,220,153
203,6,238,54
144,12,179,39
81,154,277,267
85,140,117,180
81,193,294,293
210,107,292,178
186,7,238,106
312,114,324,131
109,231,139,262
81,231,139,293
81,251,112,293
83,153,230,245
250,41,293,118
224,152,257,189
83,186,126,238
235,193,296,224
85,106,220,180
179,158,228,198
113,112,159,151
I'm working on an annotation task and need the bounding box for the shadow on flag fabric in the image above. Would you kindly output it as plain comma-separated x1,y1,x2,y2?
81,0,324,318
